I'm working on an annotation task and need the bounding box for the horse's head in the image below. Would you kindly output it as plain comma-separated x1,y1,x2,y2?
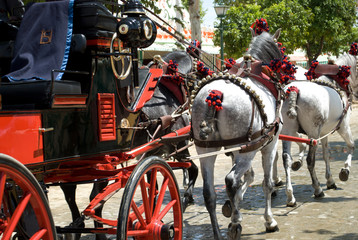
247,29,282,64
162,51,193,75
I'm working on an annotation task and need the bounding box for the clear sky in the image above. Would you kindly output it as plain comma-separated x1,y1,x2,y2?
201,0,216,28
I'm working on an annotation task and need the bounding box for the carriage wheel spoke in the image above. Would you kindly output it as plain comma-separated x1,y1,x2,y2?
0,172,6,206
148,168,157,216
153,176,169,218
139,177,151,223
131,200,147,228
3,192,31,239
157,199,176,221
29,228,48,240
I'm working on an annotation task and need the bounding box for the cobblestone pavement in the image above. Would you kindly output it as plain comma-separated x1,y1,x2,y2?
48,103,358,240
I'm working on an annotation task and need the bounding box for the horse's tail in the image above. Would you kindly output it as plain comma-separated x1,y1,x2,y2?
199,119,214,140
285,86,299,119
198,90,223,140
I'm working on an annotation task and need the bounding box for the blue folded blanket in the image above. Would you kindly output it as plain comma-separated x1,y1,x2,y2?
6,0,74,81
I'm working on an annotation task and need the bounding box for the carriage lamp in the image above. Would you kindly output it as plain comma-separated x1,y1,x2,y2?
214,1,229,70
114,0,157,87
117,0,157,49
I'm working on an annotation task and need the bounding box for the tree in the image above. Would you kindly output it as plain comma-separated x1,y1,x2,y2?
215,0,358,65
187,0,202,42
301,0,358,64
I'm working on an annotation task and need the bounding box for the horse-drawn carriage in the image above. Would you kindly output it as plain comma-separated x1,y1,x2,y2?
0,0,195,239
2,0,357,238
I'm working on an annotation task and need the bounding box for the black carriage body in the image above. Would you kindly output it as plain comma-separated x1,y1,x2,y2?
0,0,160,181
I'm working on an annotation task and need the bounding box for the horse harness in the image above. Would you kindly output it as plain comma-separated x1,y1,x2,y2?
309,64,353,134
191,57,284,153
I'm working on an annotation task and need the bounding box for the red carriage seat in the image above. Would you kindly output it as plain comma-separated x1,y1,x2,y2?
0,0,83,109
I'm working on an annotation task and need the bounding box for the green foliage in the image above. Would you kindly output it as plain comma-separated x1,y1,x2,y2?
218,0,357,63
182,0,207,24
214,4,262,58
141,0,161,14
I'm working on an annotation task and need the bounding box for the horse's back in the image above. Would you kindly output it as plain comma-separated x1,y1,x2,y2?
283,81,344,135
192,79,277,142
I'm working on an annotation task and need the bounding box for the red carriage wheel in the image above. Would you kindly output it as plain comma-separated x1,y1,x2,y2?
118,156,183,240
0,154,56,240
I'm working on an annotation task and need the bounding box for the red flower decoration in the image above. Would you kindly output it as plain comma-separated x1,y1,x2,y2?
250,18,270,35
205,90,223,111
286,86,299,97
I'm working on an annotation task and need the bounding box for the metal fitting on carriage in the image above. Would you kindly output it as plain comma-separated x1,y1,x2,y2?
117,0,157,48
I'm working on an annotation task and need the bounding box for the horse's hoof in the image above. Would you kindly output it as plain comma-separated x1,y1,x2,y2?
266,225,279,233
291,161,302,171
314,191,325,198
182,196,194,212
57,234,64,240
339,168,350,181
64,233,76,240
327,183,337,190
275,180,284,187
96,235,108,240
286,200,297,207
222,200,232,218
227,223,242,240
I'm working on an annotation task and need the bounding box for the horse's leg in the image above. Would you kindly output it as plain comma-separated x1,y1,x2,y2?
223,166,254,218
60,184,84,240
282,140,296,207
182,159,198,211
336,121,355,181
306,144,324,197
261,142,279,232
295,132,307,167
321,137,336,189
272,151,283,187
225,153,254,240
90,181,108,240
197,147,222,240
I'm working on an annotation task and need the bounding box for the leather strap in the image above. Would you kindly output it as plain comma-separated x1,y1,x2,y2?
194,117,280,152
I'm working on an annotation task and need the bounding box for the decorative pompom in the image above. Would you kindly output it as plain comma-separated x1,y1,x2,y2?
187,39,201,58
337,65,351,89
205,90,223,111
349,42,358,56
286,86,299,97
250,18,270,35
167,60,178,75
224,58,236,70
269,59,282,72
162,59,184,85
305,60,319,80
197,61,214,77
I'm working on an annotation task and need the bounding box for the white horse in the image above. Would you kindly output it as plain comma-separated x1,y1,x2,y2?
272,64,309,187
191,29,282,240
281,53,357,206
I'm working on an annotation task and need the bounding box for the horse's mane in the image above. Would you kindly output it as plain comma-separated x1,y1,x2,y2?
335,53,357,82
247,31,282,64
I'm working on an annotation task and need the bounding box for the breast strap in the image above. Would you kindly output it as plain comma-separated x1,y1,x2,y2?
194,117,280,153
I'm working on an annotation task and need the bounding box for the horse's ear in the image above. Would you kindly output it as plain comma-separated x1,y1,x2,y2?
250,27,256,38
272,28,281,42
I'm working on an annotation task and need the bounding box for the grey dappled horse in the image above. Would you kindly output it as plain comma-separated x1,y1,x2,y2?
191,30,282,240
281,53,357,206
137,50,198,211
